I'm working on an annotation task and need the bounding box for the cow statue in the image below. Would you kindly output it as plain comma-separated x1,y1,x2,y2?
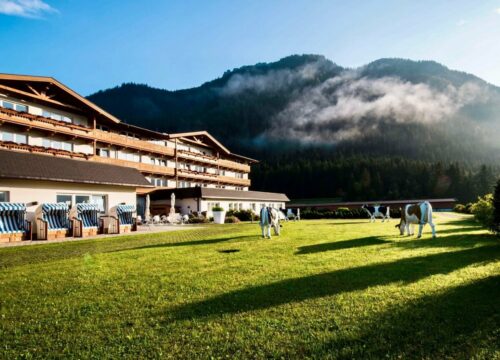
396,201,436,238
361,204,390,222
260,207,281,239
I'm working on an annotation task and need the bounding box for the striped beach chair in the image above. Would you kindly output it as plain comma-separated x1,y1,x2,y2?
71,203,99,237
106,204,136,234
36,203,69,240
116,204,135,225
0,202,31,241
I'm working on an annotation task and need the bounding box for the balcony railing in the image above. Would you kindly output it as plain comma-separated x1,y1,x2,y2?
0,140,90,159
91,156,175,176
0,107,94,139
177,168,250,187
217,158,250,173
218,175,251,187
93,129,175,157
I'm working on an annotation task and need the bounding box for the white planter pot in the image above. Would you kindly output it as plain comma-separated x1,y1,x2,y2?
213,211,226,224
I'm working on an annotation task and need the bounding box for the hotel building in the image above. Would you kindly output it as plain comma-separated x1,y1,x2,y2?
0,74,288,238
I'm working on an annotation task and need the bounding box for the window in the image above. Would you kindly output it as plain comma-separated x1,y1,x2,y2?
42,110,72,123
2,131,13,142
98,148,110,157
0,131,27,144
1,101,14,110
91,195,107,213
62,142,72,151
16,104,28,112
56,194,73,207
251,203,256,211
239,203,243,211
75,195,90,204
42,139,72,151
0,191,9,202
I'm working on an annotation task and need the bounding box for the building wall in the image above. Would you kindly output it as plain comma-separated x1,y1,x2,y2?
0,179,137,224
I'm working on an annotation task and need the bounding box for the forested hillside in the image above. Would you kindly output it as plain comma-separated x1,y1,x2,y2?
88,55,500,201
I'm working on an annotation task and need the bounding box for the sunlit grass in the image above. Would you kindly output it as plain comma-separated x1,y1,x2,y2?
0,213,498,359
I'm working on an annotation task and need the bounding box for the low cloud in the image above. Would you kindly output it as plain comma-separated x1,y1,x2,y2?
220,60,327,96
0,0,56,18
266,72,487,143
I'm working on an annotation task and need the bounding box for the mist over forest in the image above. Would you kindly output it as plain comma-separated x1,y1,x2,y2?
88,55,500,201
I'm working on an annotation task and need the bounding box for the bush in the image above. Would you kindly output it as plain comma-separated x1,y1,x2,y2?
231,209,255,221
454,204,468,214
188,217,209,224
492,179,500,235
224,216,241,224
212,206,224,212
470,194,494,229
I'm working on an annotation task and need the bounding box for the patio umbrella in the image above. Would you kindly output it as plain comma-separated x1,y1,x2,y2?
144,194,151,221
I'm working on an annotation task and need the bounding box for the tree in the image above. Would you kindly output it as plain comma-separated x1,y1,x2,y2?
492,179,500,235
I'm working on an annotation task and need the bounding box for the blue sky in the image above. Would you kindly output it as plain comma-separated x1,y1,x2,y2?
1,0,499,95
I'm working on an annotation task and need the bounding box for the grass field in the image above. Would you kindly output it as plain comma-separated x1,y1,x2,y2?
1,214,499,359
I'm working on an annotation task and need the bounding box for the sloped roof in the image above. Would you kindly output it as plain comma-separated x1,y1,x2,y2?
149,187,289,202
0,150,152,187
0,73,121,123
169,131,258,163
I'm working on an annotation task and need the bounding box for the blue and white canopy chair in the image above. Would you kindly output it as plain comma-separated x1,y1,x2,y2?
0,202,32,242
107,204,137,234
35,203,70,240
70,203,100,237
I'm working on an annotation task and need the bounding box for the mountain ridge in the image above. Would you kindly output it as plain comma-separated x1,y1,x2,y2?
87,55,500,201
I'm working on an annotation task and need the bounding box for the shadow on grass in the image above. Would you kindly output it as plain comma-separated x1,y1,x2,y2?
168,239,500,321
296,236,390,254
322,221,370,225
108,235,257,253
315,275,500,359
394,233,497,249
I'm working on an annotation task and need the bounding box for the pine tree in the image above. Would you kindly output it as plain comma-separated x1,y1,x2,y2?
492,178,500,235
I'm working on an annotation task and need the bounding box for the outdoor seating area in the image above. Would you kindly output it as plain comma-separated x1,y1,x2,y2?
0,202,32,242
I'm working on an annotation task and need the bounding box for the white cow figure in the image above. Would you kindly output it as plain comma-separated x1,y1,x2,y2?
260,207,281,239
396,201,436,238
362,204,390,222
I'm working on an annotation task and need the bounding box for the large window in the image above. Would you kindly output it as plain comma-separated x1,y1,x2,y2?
0,100,28,112
0,191,9,202
56,194,73,207
57,194,107,213
43,139,73,152
0,131,27,144
42,110,72,123
97,148,110,158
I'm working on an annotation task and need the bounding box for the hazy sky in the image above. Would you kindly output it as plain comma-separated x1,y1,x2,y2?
1,0,499,95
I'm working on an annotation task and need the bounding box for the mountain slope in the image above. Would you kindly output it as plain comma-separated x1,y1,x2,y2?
87,55,500,201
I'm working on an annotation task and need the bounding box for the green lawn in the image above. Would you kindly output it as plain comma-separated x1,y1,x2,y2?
1,214,499,359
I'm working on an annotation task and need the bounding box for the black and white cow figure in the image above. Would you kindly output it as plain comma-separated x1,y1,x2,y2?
361,204,390,222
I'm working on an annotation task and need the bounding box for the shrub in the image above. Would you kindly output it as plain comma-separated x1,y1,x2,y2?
231,209,255,221
453,204,467,213
492,179,500,235
224,216,241,224
470,194,494,229
212,206,224,212
188,217,209,224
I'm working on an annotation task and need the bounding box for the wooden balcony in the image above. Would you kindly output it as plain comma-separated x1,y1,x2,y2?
218,158,251,173
177,168,250,187
177,168,219,182
177,149,218,165
218,175,251,187
0,141,90,159
91,156,175,176
93,129,175,157
0,107,94,139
